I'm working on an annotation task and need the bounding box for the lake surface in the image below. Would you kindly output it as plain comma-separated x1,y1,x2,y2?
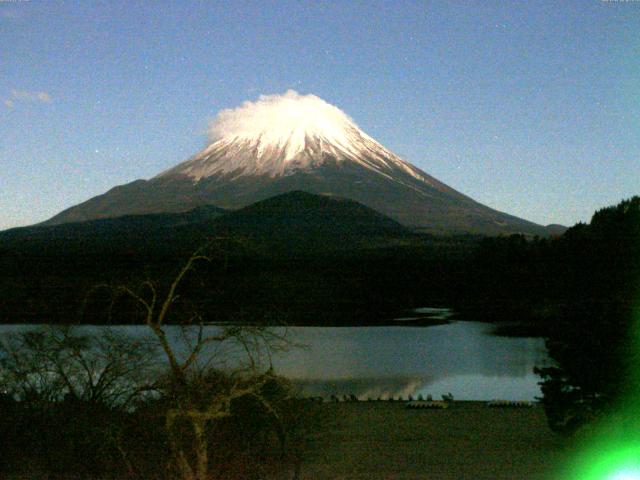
275,321,549,401
0,317,550,401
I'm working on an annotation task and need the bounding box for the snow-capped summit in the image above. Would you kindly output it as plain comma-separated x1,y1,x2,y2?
45,91,549,236
157,90,428,184
205,90,361,163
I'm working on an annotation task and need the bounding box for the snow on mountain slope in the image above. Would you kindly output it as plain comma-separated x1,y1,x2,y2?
157,90,430,185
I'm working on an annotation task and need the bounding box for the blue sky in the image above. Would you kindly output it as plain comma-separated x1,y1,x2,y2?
1,0,638,230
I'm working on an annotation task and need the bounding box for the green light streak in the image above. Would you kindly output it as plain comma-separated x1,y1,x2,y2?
567,443,640,480
562,303,640,480
609,468,640,480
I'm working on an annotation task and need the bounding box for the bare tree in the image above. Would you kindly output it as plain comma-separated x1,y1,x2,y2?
0,241,308,479
0,325,160,478
0,325,157,408
112,243,295,480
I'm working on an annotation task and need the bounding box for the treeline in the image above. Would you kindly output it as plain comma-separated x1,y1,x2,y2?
0,224,478,325
0,197,637,335
533,197,640,432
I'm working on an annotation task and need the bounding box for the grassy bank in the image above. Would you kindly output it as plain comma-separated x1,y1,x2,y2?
300,401,568,479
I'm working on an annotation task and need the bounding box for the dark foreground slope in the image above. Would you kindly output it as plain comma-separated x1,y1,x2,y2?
0,192,438,324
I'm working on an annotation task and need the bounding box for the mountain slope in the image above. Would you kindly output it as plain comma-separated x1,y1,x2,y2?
44,91,550,236
212,190,411,251
0,205,226,254
3,192,408,254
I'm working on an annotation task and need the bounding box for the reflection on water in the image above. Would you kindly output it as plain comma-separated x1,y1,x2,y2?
273,322,549,401
294,377,428,401
0,320,550,401
393,307,454,323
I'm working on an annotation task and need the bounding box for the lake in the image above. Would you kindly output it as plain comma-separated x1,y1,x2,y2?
0,315,550,401
273,321,549,401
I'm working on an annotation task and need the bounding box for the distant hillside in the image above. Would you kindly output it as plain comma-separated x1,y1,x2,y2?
0,205,226,253
544,224,568,236
1,192,410,255
212,191,411,251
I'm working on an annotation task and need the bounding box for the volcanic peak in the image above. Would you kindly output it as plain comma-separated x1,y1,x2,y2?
156,90,429,183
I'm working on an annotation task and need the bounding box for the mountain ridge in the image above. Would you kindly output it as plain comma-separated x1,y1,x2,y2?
43,91,557,236
2,191,413,256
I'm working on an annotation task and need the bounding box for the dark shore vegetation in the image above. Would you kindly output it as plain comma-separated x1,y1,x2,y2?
0,353,321,480
0,250,325,479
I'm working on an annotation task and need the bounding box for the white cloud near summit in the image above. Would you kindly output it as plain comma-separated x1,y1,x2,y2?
206,90,356,143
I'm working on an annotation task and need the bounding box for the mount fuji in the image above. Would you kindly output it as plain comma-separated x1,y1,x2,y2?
45,91,549,236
